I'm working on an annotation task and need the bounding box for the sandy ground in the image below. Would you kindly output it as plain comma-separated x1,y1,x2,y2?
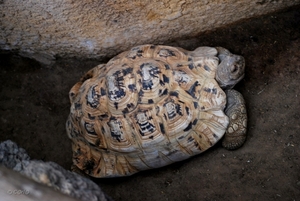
0,5,299,201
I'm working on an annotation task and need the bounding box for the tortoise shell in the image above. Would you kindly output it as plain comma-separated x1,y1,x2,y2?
66,44,230,178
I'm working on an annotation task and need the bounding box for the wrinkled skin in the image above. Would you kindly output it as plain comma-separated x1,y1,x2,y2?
216,47,247,150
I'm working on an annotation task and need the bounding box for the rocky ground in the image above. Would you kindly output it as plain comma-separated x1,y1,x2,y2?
0,5,299,201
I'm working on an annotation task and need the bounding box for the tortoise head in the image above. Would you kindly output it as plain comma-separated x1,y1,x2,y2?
215,47,245,89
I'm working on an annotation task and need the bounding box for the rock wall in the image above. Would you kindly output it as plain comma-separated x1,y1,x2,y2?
0,0,299,64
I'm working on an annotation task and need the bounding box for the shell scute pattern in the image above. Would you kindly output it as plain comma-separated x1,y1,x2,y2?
106,65,138,115
67,45,230,177
128,106,166,148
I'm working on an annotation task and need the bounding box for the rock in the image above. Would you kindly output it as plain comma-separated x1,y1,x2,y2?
0,0,299,63
0,140,112,201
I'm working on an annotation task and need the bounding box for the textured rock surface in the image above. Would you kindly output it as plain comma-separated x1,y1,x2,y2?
0,0,299,63
0,166,80,201
0,140,112,201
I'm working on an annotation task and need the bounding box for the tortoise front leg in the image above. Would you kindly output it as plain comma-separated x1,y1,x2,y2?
222,89,247,150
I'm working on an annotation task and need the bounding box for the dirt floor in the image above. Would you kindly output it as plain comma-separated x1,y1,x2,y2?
0,5,300,201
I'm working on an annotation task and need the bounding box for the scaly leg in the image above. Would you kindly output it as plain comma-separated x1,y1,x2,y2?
222,89,247,150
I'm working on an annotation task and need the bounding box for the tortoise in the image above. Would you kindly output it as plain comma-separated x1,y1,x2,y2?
66,44,247,178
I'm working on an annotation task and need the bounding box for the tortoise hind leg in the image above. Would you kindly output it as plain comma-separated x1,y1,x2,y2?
71,164,89,178
222,89,247,150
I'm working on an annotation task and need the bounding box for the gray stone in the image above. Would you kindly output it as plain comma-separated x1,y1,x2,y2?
0,140,112,201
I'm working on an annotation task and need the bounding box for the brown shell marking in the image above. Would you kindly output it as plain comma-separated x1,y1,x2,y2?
66,45,229,177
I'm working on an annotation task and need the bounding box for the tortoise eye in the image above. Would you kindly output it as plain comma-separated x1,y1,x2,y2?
231,64,238,73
